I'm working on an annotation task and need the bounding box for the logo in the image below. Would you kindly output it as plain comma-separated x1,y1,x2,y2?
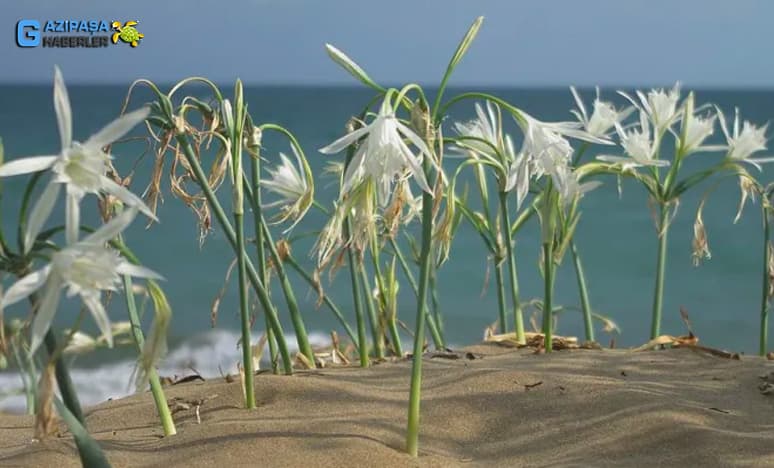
111,21,144,47
16,19,40,47
15,19,143,48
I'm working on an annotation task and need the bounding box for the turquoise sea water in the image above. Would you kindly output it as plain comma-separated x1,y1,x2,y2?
1,84,773,410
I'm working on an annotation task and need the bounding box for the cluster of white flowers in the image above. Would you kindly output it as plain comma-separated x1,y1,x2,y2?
454,84,772,214
455,98,612,208
0,66,158,353
598,84,771,170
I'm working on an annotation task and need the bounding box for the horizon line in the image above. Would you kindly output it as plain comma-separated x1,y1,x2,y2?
1,81,773,92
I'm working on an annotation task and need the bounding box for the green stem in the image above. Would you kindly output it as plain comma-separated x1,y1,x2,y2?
570,241,595,342
371,250,403,355
359,265,384,359
406,156,433,457
346,238,369,367
235,213,255,409
388,237,444,348
121,275,176,435
651,203,670,340
429,264,444,348
249,155,279,373
259,217,315,364
761,202,770,356
542,241,555,352
12,341,37,415
284,254,359,347
499,192,525,342
494,260,507,333
175,135,292,374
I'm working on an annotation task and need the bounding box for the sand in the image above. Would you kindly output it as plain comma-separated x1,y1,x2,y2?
1,344,774,467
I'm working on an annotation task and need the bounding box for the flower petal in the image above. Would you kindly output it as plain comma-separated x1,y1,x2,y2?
24,182,61,254
397,138,431,194
2,266,51,308
82,206,138,245
570,86,588,122
319,125,370,154
116,261,164,280
81,293,113,348
340,146,366,195
395,121,432,160
101,177,157,221
0,156,58,177
84,107,151,150
66,192,80,245
29,275,62,354
53,66,72,150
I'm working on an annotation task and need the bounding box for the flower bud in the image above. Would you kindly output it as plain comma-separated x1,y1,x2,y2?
246,126,262,152
410,99,434,147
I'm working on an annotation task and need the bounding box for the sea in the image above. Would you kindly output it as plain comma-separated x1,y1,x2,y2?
1,84,773,412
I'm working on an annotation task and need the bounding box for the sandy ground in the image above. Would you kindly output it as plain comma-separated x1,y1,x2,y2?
1,344,774,467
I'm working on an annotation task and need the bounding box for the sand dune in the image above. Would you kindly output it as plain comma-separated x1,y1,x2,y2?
2,344,773,467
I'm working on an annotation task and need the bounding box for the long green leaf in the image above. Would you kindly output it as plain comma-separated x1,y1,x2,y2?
54,397,111,468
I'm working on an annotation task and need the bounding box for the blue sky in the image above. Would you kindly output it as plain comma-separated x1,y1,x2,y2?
1,0,773,87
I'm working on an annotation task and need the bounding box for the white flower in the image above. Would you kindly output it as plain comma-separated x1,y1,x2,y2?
682,114,716,154
512,112,609,207
261,145,313,232
503,138,531,209
598,112,670,170
717,107,773,169
620,83,682,133
0,66,155,252
677,93,720,155
570,86,634,137
453,101,503,156
552,164,601,205
313,201,347,267
319,95,433,205
0,207,161,353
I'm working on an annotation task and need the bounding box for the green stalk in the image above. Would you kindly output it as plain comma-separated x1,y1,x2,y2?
499,192,525,342
570,241,595,342
494,260,508,333
388,237,444,348
232,85,257,408
249,155,279,373
370,250,401,355
175,135,292,374
11,341,37,415
346,230,370,367
406,156,433,457
651,203,670,339
760,201,770,356
542,241,555,353
284,253,359,346
359,265,385,359
234,212,255,408
258,217,315,364
429,265,444,348
121,275,176,435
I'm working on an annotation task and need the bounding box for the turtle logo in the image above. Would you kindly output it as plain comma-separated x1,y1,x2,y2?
111,21,143,47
